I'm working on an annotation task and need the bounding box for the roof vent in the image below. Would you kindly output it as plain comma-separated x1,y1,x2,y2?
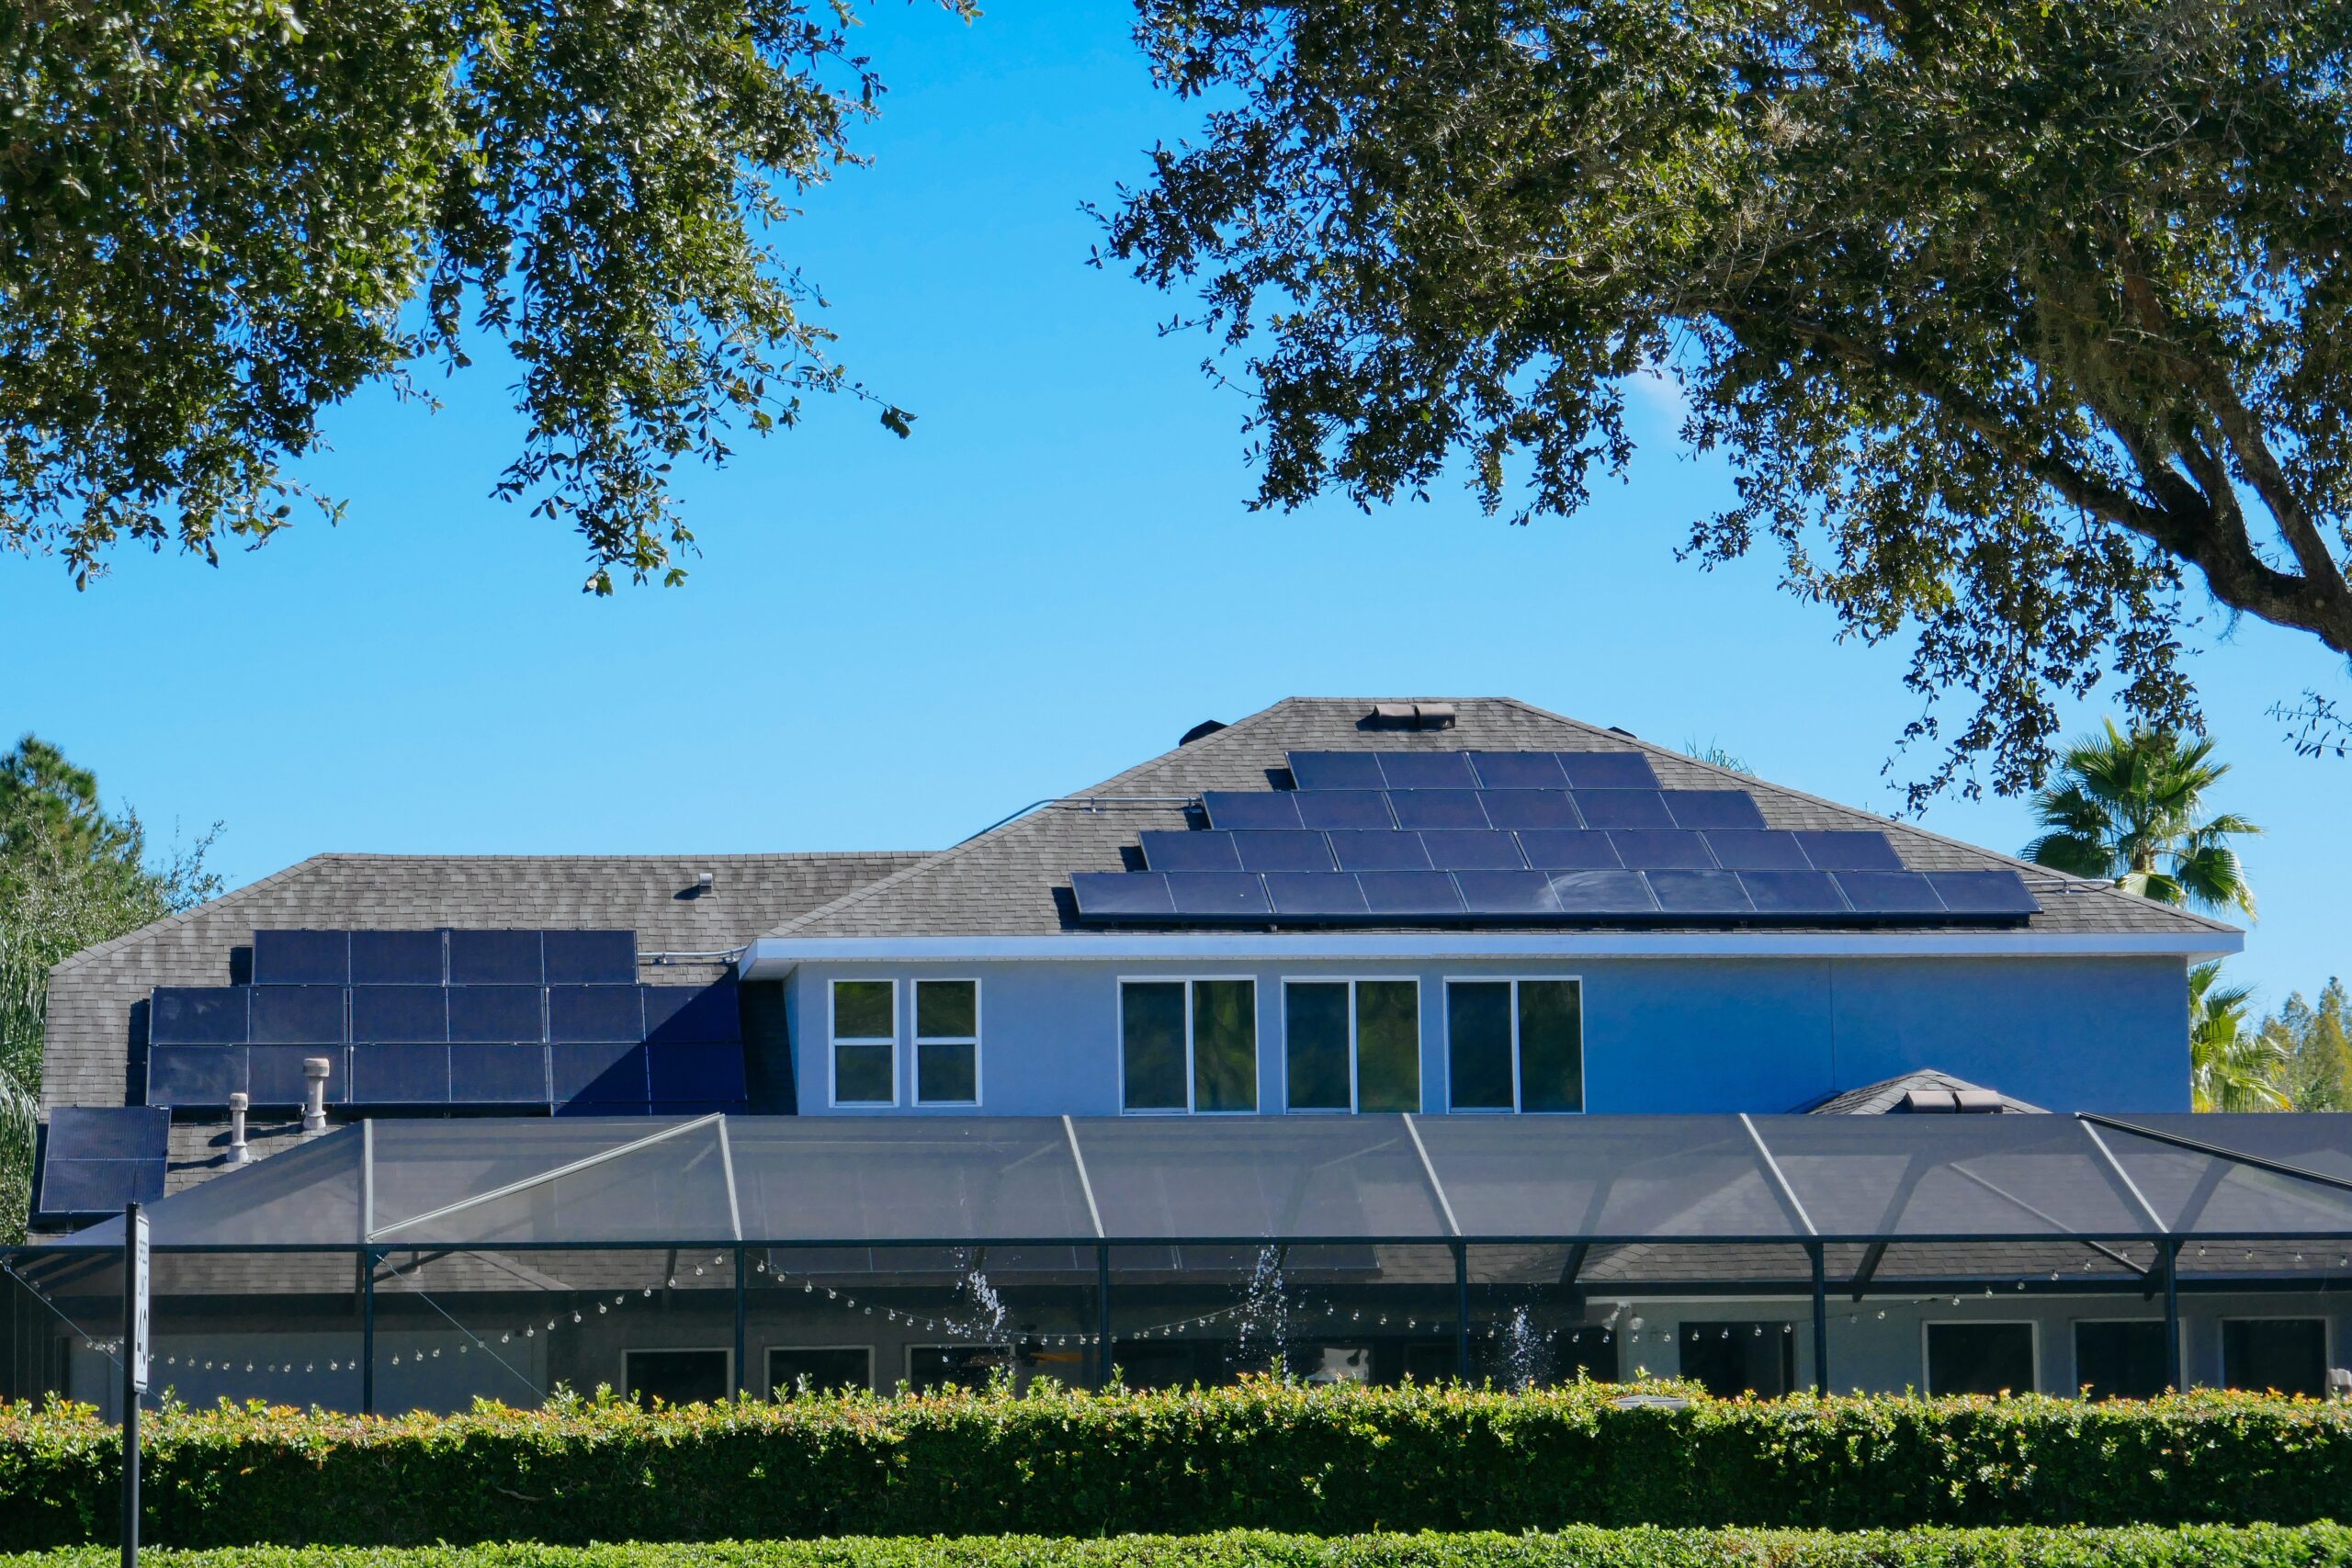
1367,702,1457,731
1180,719,1227,746
1899,1088,2008,1114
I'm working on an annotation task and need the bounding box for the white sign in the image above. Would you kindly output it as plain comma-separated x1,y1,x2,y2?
128,1211,151,1393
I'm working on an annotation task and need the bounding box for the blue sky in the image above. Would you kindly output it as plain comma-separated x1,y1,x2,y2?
6,0,2346,1010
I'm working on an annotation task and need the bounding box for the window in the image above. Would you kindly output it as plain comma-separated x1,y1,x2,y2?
914,979,980,1105
768,1345,872,1398
1121,979,1257,1112
830,979,896,1106
1925,1322,2035,1395
1680,1321,1798,1398
623,1348,731,1409
1444,979,1583,1111
2222,1318,2327,1396
1283,980,1420,1111
910,1344,1014,1392
2075,1320,2168,1400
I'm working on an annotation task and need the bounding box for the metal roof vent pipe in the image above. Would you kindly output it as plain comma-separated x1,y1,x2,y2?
301,1056,332,1134
227,1092,251,1166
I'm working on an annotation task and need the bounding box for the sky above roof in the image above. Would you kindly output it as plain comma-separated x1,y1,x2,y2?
3,0,2344,1004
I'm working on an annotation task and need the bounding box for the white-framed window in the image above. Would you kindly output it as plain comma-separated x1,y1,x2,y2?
1283,978,1420,1112
766,1344,873,1398
2222,1316,2330,1396
1119,977,1257,1113
1442,977,1583,1111
622,1347,733,1408
2072,1318,2171,1401
913,978,981,1106
1923,1320,2037,1395
829,978,897,1107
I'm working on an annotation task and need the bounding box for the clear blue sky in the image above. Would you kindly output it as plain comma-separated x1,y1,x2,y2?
5,0,2346,1010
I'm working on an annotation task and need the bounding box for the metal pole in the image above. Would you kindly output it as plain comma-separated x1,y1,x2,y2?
2163,1238,2183,1391
1453,1242,1471,1382
733,1247,749,1400
1808,1242,1829,1395
120,1203,141,1568
360,1247,378,1416
1094,1244,1112,1391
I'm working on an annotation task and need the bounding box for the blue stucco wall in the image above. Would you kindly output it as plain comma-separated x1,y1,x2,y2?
783,954,2190,1118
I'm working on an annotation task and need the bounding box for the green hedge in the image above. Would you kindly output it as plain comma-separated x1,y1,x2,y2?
4,1382,2352,1548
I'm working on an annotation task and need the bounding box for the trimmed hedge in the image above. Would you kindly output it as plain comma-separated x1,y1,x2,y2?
4,1382,2352,1548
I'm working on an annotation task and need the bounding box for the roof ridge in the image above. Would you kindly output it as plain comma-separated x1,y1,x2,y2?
47,853,339,978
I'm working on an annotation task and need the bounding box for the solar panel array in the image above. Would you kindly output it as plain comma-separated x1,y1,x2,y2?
1070,750,2041,927
36,1106,169,1217
146,930,746,1113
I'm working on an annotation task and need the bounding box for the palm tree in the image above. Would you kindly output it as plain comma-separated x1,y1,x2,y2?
2024,722,2261,916
2188,962,2288,1111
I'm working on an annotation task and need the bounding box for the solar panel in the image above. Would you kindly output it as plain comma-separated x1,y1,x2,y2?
1647,869,1756,915
1358,870,1466,916
350,929,445,985
150,987,250,1046
1453,871,1562,915
1166,872,1273,918
1263,872,1372,917
1833,870,1948,914
1606,829,1717,870
1288,750,1387,790
650,1044,748,1104
350,985,448,1043
1070,872,1175,919
249,985,346,1044
46,1105,169,1163
1232,829,1338,872
1467,751,1568,789
1293,790,1395,830
448,929,544,985
147,1047,247,1106
251,930,349,986
250,1045,346,1106
642,983,742,1045
1327,830,1432,871
1570,789,1676,829
543,930,639,986
1738,870,1853,917
1557,751,1661,788
1515,830,1623,870
1924,869,2041,916
1139,829,1241,871
1385,790,1490,830
552,1041,650,1105
447,985,546,1044
1661,790,1769,831
1201,790,1304,829
40,1158,165,1215
548,985,648,1043
1545,869,1658,913
349,1044,451,1104
1794,829,1905,871
1702,829,1813,870
450,1045,550,1104
1419,830,1528,870
1376,751,1477,790
1476,789,1581,831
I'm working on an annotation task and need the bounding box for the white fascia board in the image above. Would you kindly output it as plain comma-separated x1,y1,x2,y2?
740,928,2241,976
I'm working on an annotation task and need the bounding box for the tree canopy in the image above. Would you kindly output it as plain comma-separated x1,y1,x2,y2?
4,0,952,593
1099,0,2352,797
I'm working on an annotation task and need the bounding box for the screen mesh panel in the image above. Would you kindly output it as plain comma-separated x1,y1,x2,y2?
1757,1115,2155,1238
733,1118,1095,1243
1074,1115,1451,1240
1417,1115,1799,1239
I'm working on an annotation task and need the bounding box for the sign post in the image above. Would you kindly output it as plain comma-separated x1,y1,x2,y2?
122,1203,149,1568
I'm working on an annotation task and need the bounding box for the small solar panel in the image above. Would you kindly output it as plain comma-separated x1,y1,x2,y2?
1738,870,1852,917
543,930,639,985
249,985,346,1044
251,930,350,986
447,985,546,1044
1166,872,1273,918
1453,871,1562,915
1376,751,1477,790
1358,871,1467,916
351,985,448,1044
1794,829,1905,871
1288,750,1387,790
1467,751,1568,789
1139,829,1241,871
448,929,544,985
1328,830,1433,871
1263,872,1372,918
548,985,648,1043
1232,829,1338,872
150,987,250,1046
1202,790,1305,829
349,1044,451,1105
1070,872,1175,919
1647,869,1756,915
1419,831,1528,870
1385,790,1490,830
1557,751,1661,788
650,1044,748,1104
1516,830,1623,870
553,1041,650,1105
1570,789,1676,829
147,1047,247,1106
40,1158,166,1215
1702,830,1813,870
1294,790,1395,830
1924,869,2041,916
250,1045,347,1106
1662,790,1770,831
46,1105,169,1164
350,929,445,985
1545,869,1658,913
1833,870,1947,914
643,982,742,1045
450,1045,550,1104
1607,829,1717,870
1476,789,1582,831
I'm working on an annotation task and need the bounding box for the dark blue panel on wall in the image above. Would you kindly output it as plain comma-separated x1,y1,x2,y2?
1793,830,1905,871
250,1045,348,1106
1263,873,1371,917
1556,752,1660,788
543,930,638,985
1453,871,1562,915
249,985,346,1044
650,1044,747,1104
350,929,445,985
1833,870,1947,914
350,1044,451,1104
1166,872,1272,918
1515,831,1623,870
1476,790,1581,831
1231,830,1336,872
1357,871,1466,916
1376,751,1476,790
351,985,448,1043
1385,790,1489,830
448,929,544,985
1570,789,1676,829
553,1041,650,1104
1201,791,1304,829
1607,830,1717,870
1467,751,1568,789
1923,869,2041,915
1293,791,1395,830
447,985,546,1043
1287,751,1387,790
47,1105,169,1164
151,987,250,1046
1661,790,1770,831
1419,831,1527,870
450,1045,551,1104
1069,872,1175,919
1739,870,1852,916
1648,869,1756,915
642,982,741,1044
1328,830,1432,871
549,985,647,1043
251,930,350,986
1544,869,1657,913
1701,830,1813,870
148,1046,248,1105
40,1156,165,1215
1139,830,1241,872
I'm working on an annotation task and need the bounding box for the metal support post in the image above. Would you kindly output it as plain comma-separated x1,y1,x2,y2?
360,1247,379,1416
1095,1245,1113,1390
734,1247,750,1400
1808,1242,1829,1395
2163,1237,2183,1391
1453,1242,1471,1382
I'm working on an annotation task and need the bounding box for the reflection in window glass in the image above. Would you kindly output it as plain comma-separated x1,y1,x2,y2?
1285,983,1351,1111
914,979,979,1105
1518,981,1583,1112
1122,982,1187,1111
1446,979,1584,1112
1193,980,1258,1112
1355,980,1420,1111
831,979,895,1105
1447,983,1514,1110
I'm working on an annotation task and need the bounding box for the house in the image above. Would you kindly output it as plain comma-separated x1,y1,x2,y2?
9,696,2347,1415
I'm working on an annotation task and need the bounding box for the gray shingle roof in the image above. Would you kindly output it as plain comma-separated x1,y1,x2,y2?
1805,1069,2046,1116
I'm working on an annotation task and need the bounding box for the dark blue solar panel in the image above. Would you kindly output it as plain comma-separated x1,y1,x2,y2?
47,1105,169,1164
1662,790,1769,831
1419,831,1527,871
1294,790,1395,830
1288,750,1388,790
1702,830,1813,870
1557,751,1661,788
249,985,346,1044
252,930,350,986
250,1045,347,1106
1201,790,1305,829
1647,869,1756,915
1233,829,1337,872
1794,830,1905,871
1545,869,1659,913
1477,789,1581,830
447,985,546,1044
1516,830,1623,870
41,1159,165,1214
553,1041,650,1105
650,1044,748,1104
642,982,741,1045
1263,873,1372,918
349,1044,451,1104
1738,870,1852,917
1358,870,1466,916
1166,872,1273,918
450,1045,550,1104
1571,789,1676,829
1453,871,1562,915
147,1047,246,1105
151,987,249,1045
1467,751,1568,789
1070,872,1175,919
1376,751,1477,789
1924,870,2041,915
544,930,639,985
1328,830,1433,871
448,929,544,985
549,985,647,1043
1607,829,1717,870
1385,790,1490,830
351,985,448,1043
1139,829,1241,871
1833,870,1947,914
350,929,445,985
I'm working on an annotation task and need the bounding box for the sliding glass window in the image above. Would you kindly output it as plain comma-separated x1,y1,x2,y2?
1444,978,1583,1112
1283,979,1420,1112
1121,979,1258,1113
